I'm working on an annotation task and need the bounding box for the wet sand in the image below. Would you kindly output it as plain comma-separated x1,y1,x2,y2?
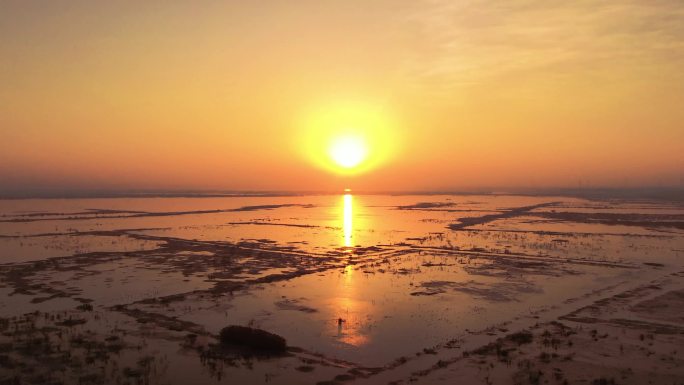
0,194,683,384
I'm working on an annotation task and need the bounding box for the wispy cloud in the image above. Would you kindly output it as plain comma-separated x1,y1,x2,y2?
400,0,684,91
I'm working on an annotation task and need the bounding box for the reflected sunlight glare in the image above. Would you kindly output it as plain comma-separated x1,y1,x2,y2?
343,193,353,247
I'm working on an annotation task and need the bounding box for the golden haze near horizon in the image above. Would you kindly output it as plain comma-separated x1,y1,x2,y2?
1,1,683,193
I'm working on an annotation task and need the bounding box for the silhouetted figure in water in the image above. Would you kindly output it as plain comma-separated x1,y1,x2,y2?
337,318,346,335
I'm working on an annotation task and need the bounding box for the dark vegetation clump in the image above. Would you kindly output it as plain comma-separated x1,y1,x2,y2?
219,325,287,354
76,303,93,311
56,317,87,327
296,365,315,372
507,330,534,345
539,352,551,363
592,378,616,385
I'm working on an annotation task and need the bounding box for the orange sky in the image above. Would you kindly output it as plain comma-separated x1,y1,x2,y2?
1,1,683,193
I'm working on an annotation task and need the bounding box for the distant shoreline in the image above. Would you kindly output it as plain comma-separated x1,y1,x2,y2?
0,187,682,202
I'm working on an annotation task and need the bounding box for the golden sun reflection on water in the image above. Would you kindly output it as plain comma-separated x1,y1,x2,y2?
333,193,369,347
335,264,369,347
343,193,353,247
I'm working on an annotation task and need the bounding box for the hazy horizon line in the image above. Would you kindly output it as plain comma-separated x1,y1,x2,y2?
1,186,682,201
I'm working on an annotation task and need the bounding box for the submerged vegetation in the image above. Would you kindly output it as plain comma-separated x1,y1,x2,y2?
219,326,288,354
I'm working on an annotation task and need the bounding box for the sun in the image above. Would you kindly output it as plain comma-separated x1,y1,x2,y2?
329,135,368,169
296,99,401,175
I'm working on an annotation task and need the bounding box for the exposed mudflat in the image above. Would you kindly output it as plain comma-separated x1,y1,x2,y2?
0,194,683,384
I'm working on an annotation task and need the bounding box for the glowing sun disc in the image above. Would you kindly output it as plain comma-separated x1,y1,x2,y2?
296,99,401,175
329,136,368,168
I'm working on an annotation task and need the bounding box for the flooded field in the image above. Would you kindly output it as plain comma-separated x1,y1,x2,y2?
1,194,683,384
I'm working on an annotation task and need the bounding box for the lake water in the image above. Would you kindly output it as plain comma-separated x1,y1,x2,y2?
0,194,682,384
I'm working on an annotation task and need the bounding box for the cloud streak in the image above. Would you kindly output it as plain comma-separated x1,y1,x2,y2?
401,0,684,91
